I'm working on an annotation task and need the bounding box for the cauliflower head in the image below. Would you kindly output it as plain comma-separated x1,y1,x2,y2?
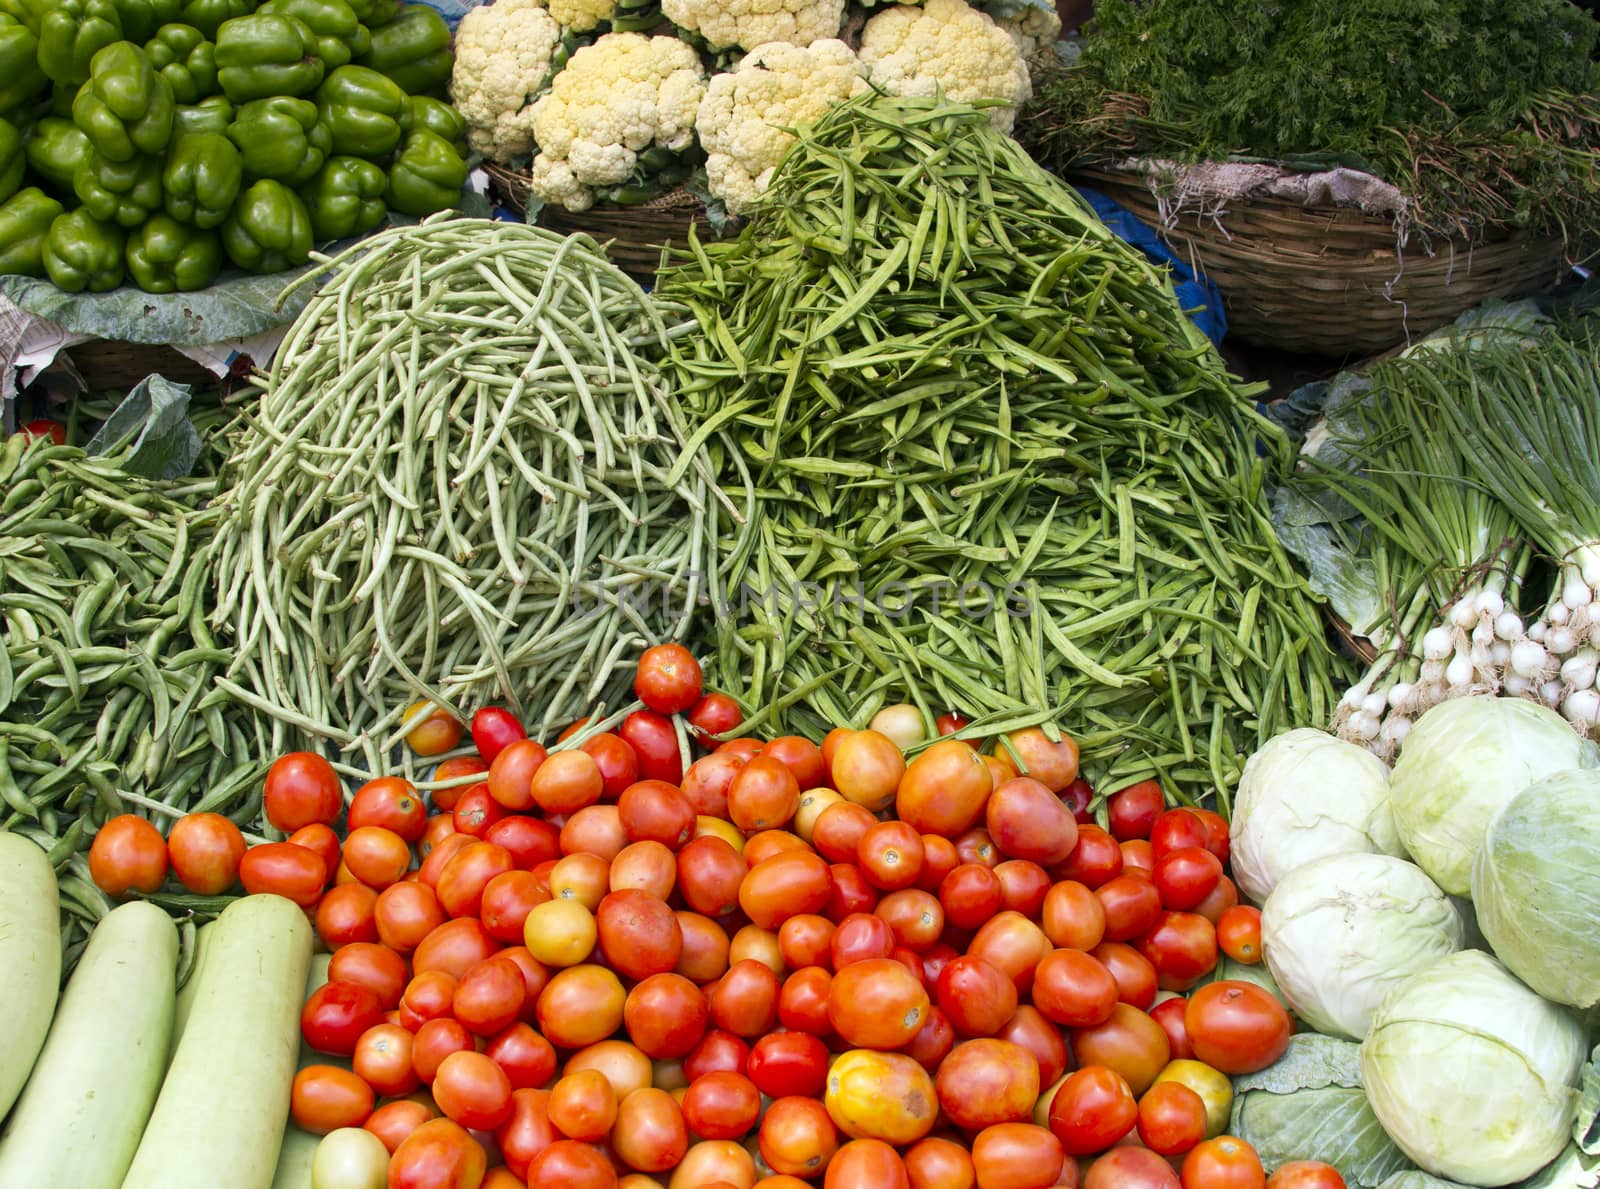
529,33,708,210
697,39,867,213
858,0,1030,132
548,0,616,31
661,0,843,53
450,0,566,163
995,2,1061,60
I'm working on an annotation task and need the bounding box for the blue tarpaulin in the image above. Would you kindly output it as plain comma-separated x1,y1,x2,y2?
1075,185,1230,346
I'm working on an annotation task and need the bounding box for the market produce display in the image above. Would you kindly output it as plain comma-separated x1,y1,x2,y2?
0,0,466,293
1,3,1599,1184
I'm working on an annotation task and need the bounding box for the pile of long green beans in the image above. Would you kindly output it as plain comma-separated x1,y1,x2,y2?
659,94,1349,807
206,217,731,765
0,433,272,970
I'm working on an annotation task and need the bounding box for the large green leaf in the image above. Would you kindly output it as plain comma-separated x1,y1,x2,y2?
1232,1035,1414,1187
83,375,203,480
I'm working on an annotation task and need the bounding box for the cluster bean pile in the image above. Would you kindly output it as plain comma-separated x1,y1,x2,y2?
206,218,731,767
660,93,1346,806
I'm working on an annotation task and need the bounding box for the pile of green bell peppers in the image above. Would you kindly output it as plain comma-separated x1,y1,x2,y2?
0,0,463,292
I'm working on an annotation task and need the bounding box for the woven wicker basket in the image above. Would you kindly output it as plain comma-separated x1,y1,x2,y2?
1071,166,1569,357
485,162,734,284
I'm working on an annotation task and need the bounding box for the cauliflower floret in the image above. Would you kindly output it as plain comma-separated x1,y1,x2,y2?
449,0,566,163
529,33,709,210
859,0,1030,132
548,0,616,31
696,39,867,213
995,2,1061,61
662,0,842,53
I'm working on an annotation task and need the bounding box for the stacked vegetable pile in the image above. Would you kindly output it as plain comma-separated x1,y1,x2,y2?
661,92,1348,805
0,0,467,293
1020,0,1600,246
1279,318,1600,754
1229,693,1600,1188
3,644,1390,1188
447,0,1061,215
205,218,730,767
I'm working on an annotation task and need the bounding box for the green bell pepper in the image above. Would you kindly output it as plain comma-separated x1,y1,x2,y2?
73,150,162,225
316,64,405,158
36,0,123,87
162,129,239,226
356,3,449,95
145,24,218,103
174,93,233,135
0,0,49,35
256,0,368,69
221,176,309,271
114,0,182,43
24,116,90,190
0,14,47,110
0,186,62,274
125,210,219,290
176,0,248,37
405,93,463,156
346,0,393,28
385,126,461,217
72,42,176,162
42,206,124,289
47,81,75,118
298,154,382,239
0,117,23,203
214,13,327,102
225,95,329,183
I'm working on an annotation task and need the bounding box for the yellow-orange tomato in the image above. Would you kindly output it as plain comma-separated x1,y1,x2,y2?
549,852,610,909
669,1140,756,1189
829,731,905,812
895,740,993,837
343,826,413,890
537,964,626,1050
523,898,597,967
404,701,464,757
564,1039,654,1101
792,788,843,843
823,1050,937,1146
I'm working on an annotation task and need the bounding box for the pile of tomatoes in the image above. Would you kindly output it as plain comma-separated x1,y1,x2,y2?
89,645,1349,1189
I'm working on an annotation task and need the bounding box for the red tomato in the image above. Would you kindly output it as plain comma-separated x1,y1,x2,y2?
826,862,879,922
1152,848,1224,911
1046,1065,1137,1156
577,732,637,802
1084,1147,1180,1189
453,786,508,838
759,1095,840,1178
747,1031,829,1098
857,820,925,891
166,813,246,895
1060,776,1095,824
524,1139,616,1188
996,1004,1069,1089
876,889,943,952
536,965,626,1050
485,815,560,870
288,823,341,881
1030,948,1118,1028
453,956,527,1036
1149,995,1194,1060
88,814,169,898
354,1022,420,1097
316,884,380,948
1216,906,1263,965
612,1086,689,1173
1266,1163,1347,1189
376,880,448,954
413,1017,476,1083
939,863,1005,929
777,966,832,1035
1056,825,1124,889
291,1064,374,1134
935,953,1019,1038
969,1122,1065,1189
434,1049,514,1130
1096,874,1163,942
486,1021,557,1089
1106,781,1164,841
1122,838,1155,875
680,753,744,820
437,841,516,919
560,808,628,865
413,917,500,980
302,980,386,1056
620,709,684,784
1139,911,1219,992
954,828,999,869
993,860,1051,918
495,1088,557,1179
403,702,463,757
1149,810,1212,862
901,1005,956,1072
399,970,459,1032
366,1099,437,1155
1004,728,1080,793
827,957,929,1049
488,739,547,813
1092,941,1159,1010
625,972,709,1059
1180,1136,1266,1189
688,693,744,749
597,888,683,980
812,802,877,864
481,870,547,943
824,1137,910,1188
239,841,327,907
263,752,343,832
761,736,828,791
472,706,527,764
830,730,906,813
896,740,993,837
532,750,605,816
430,757,487,813
916,834,961,894
1070,1002,1171,1096
618,779,697,850
903,1137,976,1189
343,826,413,890
966,911,1052,995
778,913,835,969
1041,879,1106,951
1184,982,1292,1075
739,850,833,931
1137,1080,1207,1156
19,418,66,445
349,776,427,843
710,958,781,1038
328,942,409,1009
681,1070,761,1140
387,1118,488,1189
934,1038,1040,1131
1190,808,1231,865
934,711,972,738
727,757,802,835
986,777,1079,866
675,835,748,918
1194,874,1239,926
634,643,704,715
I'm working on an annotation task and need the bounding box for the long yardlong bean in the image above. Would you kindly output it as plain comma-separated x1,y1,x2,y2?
659,94,1350,810
207,218,735,767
